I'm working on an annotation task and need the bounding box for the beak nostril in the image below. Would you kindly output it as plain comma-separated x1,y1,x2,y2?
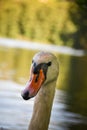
21,90,29,100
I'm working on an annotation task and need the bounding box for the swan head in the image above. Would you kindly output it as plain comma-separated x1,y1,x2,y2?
21,51,59,100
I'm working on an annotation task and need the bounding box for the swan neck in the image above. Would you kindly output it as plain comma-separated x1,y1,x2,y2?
28,80,56,130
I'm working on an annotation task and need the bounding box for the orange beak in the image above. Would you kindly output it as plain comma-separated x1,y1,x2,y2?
21,69,45,100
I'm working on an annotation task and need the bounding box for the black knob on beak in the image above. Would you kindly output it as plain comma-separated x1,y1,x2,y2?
21,90,30,100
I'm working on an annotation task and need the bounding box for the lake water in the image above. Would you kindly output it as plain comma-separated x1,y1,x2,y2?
0,38,87,130
0,80,87,130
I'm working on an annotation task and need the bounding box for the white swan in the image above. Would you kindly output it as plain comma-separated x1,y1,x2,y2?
21,51,59,130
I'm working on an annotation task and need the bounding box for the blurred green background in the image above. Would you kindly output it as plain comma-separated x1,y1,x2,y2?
0,0,87,49
0,0,87,130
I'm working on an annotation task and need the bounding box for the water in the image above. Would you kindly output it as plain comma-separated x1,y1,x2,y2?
0,80,86,130
0,38,87,130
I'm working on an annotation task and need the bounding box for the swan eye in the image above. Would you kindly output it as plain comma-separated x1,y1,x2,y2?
32,60,37,67
47,61,52,66
33,62,36,67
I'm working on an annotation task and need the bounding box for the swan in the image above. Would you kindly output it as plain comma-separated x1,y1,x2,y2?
21,51,59,130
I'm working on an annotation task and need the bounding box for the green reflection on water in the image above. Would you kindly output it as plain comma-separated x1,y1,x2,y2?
67,55,87,116
57,53,87,116
0,46,37,84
